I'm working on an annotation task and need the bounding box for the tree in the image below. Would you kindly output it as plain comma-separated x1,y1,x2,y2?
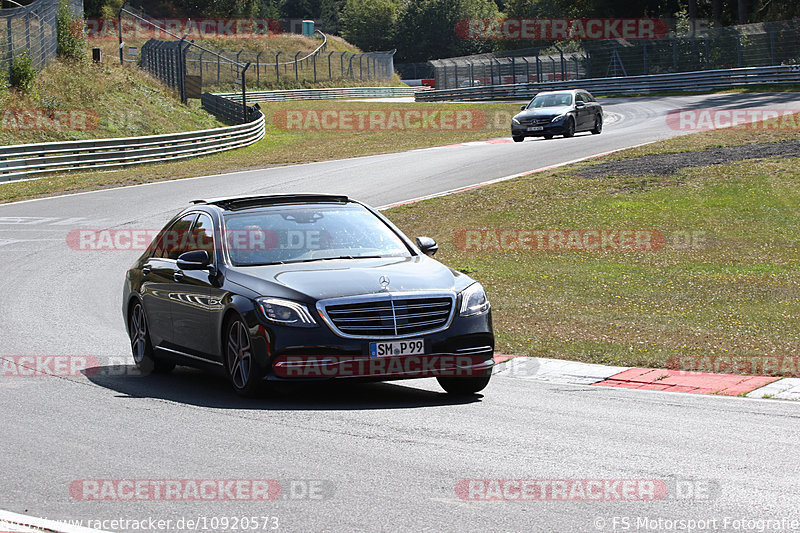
393,0,501,62
340,0,401,51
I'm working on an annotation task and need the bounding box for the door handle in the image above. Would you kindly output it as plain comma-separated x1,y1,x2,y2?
142,266,151,275
173,271,185,282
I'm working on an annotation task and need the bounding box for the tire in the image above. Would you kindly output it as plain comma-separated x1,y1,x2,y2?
591,114,602,134
437,373,491,395
543,134,553,140
224,317,264,397
512,136,524,143
563,118,575,138
128,301,175,374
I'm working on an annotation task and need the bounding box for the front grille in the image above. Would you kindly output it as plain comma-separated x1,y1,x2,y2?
519,117,552,126
320,294,455,338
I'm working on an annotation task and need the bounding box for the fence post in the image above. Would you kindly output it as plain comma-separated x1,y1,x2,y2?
294,51,300,81
117,7,123,65
39,15,46,66
256,51,262,84
275,51,280,83
470,61,475,86
327,50,333,79
340,51,345,78
178,37,187,104
510,56,516,84
313,52,317,82
241,62,250,123
348,53,354,79
24,13,30,56
217,49,222,84
535,50,541,82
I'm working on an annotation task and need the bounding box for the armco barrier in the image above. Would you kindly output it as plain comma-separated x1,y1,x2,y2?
414,65,800,101
201,93,262,124
0,112,265,183
217,86,429,103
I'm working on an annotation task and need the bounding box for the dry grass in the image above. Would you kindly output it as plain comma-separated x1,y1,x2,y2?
384,127,800,374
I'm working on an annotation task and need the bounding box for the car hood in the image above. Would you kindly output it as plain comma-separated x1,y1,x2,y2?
225,255,472,302
515,105,572,119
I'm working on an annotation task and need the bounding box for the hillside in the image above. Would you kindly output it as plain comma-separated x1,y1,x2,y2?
0,59,224,146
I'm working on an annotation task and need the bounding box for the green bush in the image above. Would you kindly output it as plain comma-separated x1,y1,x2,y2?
9,53,36,92
57,0,87,60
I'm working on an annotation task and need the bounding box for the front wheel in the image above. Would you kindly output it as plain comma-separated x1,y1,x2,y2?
128,302,174,374
563,118,575,138
591,114,603,134
437,374,491,395
512,135,524,143
225,317,264,397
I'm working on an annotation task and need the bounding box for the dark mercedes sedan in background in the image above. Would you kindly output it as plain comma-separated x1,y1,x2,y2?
511,89,603,141
123,194,494,397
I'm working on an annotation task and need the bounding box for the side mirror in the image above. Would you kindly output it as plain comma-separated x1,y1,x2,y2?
575,101,585,107
177,250,211,270
520,105,526,111
416,236,438,256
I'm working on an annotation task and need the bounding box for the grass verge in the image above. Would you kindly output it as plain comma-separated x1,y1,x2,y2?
0,101,519,204
384,123,800,376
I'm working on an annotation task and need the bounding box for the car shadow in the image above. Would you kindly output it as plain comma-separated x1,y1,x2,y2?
83,365,483,410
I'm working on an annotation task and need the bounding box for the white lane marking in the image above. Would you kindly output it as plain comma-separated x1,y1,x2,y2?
0,510,112,533
0,216,89,225
0,239,23,247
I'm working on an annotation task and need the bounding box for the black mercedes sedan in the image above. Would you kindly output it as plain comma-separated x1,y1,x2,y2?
511,89,603,141
122,194,494,396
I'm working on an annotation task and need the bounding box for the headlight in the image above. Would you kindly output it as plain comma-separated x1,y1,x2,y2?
459,283,490,317
256,297,317,327
511,117,521,125
551,114,567,122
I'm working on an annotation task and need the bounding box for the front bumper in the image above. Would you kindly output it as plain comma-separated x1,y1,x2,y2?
269,351,493,381
511,118,569,137
256,308,494,382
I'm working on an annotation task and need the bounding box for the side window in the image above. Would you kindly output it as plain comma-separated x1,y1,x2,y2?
575,93,584,103
584,92,595,102
162,214,198,260
191,214,216,261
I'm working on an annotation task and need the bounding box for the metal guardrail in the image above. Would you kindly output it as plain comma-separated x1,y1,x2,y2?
217,86,429,103
0,112,265,183
415,65,800,101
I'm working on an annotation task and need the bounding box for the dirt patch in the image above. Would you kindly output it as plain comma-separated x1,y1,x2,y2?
578,139,800,178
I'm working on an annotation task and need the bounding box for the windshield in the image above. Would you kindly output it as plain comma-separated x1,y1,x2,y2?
527,93,573,108
224,204,411,266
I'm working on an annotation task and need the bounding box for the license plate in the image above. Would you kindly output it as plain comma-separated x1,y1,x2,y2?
527,126,544,131
370,339,424,357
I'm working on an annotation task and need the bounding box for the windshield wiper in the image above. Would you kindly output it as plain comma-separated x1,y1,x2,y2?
291,255,385,263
